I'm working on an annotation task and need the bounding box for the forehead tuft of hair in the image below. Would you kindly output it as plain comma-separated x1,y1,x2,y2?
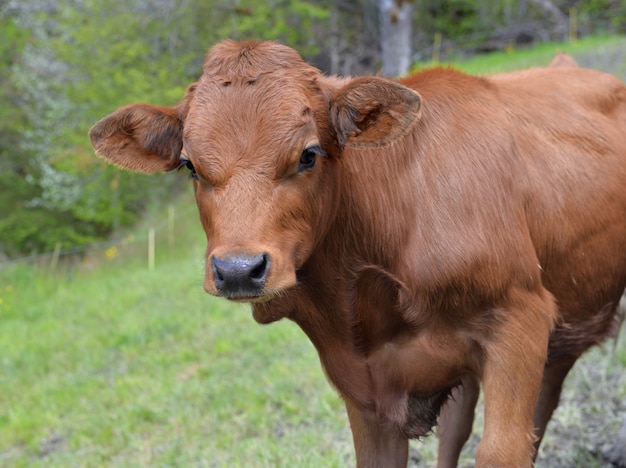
203,40,317,83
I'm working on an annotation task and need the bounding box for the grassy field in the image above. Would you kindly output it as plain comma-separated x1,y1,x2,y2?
1,35,626,467
0,201,354,467
427,33,626,76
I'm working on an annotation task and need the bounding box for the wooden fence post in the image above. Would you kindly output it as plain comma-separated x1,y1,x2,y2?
432,32,443,63
148,228,155,271
50,242,62,270
569,7,578,41
168,205,175,251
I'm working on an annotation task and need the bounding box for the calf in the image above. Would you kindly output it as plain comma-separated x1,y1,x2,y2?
90,40,626,466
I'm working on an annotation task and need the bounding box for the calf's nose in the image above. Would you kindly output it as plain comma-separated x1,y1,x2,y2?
211,253,270,299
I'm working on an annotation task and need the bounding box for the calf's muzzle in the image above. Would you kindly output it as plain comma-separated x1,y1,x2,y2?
211,253,270,299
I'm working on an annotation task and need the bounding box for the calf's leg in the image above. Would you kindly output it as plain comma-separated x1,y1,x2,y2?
531,358,576,460
345,399,409,468
436,356,575,466
475,287,556,466
436,375,480,468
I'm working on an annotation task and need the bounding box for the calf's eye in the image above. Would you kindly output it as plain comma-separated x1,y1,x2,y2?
297,145,325,174
177,157,198,180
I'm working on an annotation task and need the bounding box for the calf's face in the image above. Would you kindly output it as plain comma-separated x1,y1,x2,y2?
89,41,421,303
183,72,340,301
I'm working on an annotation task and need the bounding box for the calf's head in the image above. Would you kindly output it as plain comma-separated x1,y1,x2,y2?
89,40,421,302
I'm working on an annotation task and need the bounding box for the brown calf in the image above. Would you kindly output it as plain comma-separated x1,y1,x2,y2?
90,41,626,466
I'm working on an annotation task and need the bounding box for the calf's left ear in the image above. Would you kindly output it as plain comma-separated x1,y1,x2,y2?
89,103,184,173
329,77,422,149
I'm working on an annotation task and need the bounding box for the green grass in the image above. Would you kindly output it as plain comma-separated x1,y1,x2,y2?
419,34,626,79
0,204,353,467
1,35,625,467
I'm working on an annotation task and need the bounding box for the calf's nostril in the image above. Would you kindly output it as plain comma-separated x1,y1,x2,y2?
214,268,224,282
250,254,269,281
211,257,226,285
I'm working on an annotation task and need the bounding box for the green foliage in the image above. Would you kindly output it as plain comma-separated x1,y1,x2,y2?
416,0,487,44
413,0,626,46
215,1,328,54
450,2,484,36
0,16,36,255
0,1,195,255
0,0,331,258
576,0,626,33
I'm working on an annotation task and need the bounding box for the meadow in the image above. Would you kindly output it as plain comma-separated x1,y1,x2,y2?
1,35,625,467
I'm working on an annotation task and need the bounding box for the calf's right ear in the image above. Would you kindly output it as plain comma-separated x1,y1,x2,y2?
329,77,422,149
89,103,184,173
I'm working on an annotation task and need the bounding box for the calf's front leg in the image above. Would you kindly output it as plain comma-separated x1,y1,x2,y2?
345,399,409,468
476,287,556,466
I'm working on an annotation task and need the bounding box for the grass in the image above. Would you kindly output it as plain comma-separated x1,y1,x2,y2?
0,203,353,467
418,34,626,78
1,35,626,467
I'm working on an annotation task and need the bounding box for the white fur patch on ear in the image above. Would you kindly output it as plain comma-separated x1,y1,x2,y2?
330,77,422,149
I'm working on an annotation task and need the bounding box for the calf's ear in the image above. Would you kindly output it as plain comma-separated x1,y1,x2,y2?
329,77,422,149
89,103,184,173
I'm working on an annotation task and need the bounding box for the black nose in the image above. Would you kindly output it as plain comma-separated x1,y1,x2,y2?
211,253,270,299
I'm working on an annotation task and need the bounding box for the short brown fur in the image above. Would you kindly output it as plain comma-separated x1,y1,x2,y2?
90,44,626,467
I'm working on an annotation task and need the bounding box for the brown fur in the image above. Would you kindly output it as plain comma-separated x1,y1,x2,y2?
89,41,626,467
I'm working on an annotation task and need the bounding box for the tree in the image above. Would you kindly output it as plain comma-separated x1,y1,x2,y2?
0,0,190,255
529,0,568,39
379,0,413,76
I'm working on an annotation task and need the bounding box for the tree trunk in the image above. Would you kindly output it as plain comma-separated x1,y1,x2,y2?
378,0,413,77
529,0,568,39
